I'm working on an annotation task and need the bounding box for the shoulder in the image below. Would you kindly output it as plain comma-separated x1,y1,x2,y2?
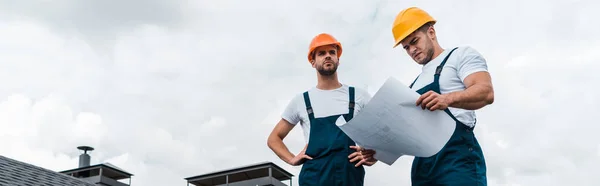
281,91,308,124
450,46,489,81
452,46,482,55
347,85,372,106
351,86,371,97
451,46,487,63
289,91,308,105
282,91,309,112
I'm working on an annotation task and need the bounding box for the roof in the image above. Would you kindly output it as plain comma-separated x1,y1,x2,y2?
0,155,97,186
104,162,131,174
185,161,293,185
59,162,134,180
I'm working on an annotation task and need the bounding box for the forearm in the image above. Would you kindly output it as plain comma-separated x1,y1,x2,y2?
267,136,295,164
451,99,491,110
447,83,494,110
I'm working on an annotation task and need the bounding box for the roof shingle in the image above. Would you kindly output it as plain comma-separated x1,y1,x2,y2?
0,155,97,186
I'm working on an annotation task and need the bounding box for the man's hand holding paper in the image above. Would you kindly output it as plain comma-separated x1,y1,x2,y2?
416,90,453,111
348,145,377,167
334,77,456,165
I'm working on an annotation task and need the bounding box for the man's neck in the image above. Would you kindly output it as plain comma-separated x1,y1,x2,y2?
422,45,445,66
431,45,445,62
316,74,342,90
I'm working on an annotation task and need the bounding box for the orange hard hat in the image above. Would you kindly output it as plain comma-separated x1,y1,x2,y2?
307,33,343,62
391,7,436,48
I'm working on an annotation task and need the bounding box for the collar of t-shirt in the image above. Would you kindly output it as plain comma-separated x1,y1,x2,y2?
421,48,450,72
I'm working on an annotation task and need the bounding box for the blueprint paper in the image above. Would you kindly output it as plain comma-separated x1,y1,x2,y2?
336,77,456,165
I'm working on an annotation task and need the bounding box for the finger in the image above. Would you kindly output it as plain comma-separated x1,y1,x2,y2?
421,94,436,110
350,155,361,163
355,159,367,167
348,152,359,159
415,91,431,106
425,98,438,110
362,155,373,161
416,91,433,105
418,94,432,109
362,152,374,157
303,155,313,160
431,100,447,111
430,103,440,111
349,146,362,151
361,150,375,156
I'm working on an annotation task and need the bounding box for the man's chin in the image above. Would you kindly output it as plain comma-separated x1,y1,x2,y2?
318,70,336,76
414,58,426,65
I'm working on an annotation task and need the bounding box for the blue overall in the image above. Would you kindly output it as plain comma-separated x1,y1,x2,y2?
298,86,365,186
409,47,487,186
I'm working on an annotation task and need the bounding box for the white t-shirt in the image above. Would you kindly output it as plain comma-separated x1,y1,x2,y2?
281,84,372,143
409,46,488,128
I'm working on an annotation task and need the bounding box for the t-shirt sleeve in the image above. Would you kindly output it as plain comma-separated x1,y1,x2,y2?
281,94,301,125
457,46,489,82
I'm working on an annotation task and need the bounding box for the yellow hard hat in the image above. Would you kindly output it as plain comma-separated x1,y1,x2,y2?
307,33,342,62
391,7,436,48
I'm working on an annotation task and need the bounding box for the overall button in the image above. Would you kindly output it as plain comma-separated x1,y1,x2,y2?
468,147,473,151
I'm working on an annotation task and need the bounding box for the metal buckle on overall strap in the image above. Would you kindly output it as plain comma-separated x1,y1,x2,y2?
435,66,443,75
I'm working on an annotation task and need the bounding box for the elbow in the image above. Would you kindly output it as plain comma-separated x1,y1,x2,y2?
485,90,494,105
266,133,280,149
485,95,494,105
267,134,275,149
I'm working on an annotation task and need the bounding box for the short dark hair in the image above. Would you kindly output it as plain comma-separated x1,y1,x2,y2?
416,21,435,33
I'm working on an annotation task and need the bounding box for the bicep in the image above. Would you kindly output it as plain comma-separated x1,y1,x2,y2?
274,96,301,139
281,95,301,124
271,119,296,139
463,71,493,90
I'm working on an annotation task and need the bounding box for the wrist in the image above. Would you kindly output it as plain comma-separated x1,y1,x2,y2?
284,153,294,165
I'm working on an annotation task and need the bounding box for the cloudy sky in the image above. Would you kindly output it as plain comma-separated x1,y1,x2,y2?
0,0,598,185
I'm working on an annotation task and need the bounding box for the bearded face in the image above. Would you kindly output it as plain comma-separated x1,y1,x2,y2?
400,25,436,65
311,45,340,76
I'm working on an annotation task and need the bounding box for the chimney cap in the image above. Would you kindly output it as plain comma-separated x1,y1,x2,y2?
77,146,94,154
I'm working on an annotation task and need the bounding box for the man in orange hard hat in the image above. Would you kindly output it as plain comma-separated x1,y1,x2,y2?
383,7,494,185
267,33,377,186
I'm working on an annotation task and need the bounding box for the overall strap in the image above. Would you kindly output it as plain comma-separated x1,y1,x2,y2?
348,86,355,118
303,91,315,120
409,75,420,89
433,47,459,84
410,47,458,89
432,47,472,128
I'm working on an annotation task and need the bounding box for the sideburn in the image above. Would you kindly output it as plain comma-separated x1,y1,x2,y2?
422,37,435,64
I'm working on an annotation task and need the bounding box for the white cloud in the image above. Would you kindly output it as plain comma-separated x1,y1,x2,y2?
0,0,598,186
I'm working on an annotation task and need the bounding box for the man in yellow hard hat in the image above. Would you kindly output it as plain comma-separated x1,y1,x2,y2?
267,33,377,186
389,7,494,185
